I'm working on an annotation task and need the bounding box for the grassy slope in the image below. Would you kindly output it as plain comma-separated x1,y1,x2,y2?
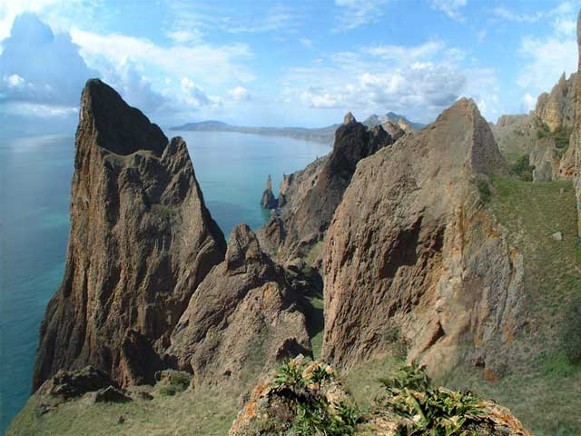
8,386,238,436
443,177,581,435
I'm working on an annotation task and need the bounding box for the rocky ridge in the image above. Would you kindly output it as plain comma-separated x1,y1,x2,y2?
491,72,576,181
167,224,312,387
322,99,522,378
258,113,396,263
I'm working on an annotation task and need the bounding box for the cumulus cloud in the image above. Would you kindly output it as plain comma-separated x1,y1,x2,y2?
0,13,98,109
283,40,483,123
228,86,251,102
429,0,467,21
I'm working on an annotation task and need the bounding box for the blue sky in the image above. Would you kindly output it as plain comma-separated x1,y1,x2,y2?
0,0,579,131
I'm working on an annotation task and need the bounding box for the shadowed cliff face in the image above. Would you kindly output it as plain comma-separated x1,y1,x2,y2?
322,99,521,377
258,115,394,263
168,224,311,387
33,79,226,390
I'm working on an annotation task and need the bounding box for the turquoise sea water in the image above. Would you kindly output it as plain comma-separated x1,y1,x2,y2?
0,130,330,433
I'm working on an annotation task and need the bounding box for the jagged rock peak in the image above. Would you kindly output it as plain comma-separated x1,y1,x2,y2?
436,97,508,176
343,111,356,125
33,79,226,391
265,174,272,191
226,224,263,271
80,78,168,157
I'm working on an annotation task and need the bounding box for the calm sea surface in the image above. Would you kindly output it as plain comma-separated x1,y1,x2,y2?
0,130,330,432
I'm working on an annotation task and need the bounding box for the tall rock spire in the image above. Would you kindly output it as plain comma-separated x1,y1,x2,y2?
33,79,226,390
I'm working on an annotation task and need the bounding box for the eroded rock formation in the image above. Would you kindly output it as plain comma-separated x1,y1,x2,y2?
322,99,523,378
258,114,395,262
33,79,227,390
260,175,277,209
168,224,311,387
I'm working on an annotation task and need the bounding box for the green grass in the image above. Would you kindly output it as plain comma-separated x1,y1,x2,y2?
342,356,405,408
8,386,238,436
441,176,581,435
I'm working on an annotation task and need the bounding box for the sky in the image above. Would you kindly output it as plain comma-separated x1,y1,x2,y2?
0,0,579,132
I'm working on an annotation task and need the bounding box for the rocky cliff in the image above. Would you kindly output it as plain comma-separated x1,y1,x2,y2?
258,113,395,263
492,72,576,181
322,99,523,378
33,79,227,390
167,224,311,387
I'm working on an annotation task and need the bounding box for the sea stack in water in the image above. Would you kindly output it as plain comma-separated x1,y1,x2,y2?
260,174,277,209
33,79,226,390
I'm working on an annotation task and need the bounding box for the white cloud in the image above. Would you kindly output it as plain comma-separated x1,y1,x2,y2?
0,13,98,108
228,86,250,102
522,93,536,112
282,39,493,123
429,0,467,21
334,0,390,31
517,36,576,93
71,29,253,88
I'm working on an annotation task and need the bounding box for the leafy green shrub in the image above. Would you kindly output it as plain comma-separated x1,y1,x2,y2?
511,155,534,182
271,359,361,435
378,361,430,391
378,364,482,435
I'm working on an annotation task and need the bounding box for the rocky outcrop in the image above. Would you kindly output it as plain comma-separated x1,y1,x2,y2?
33,79,226,391
492,72,576,181
260,175,277,209
258,114,395,262
322,99,522,379
230,357,530,435
535,72,576,133
167,224,311,387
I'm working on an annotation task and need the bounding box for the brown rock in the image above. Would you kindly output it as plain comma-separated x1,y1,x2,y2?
259,118,394,262
322,98,522,376
260,175,277,209
535,72,576,132
33,79,226,391
168,224,311,387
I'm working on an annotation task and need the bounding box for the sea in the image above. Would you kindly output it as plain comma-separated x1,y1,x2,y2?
0,130,330,433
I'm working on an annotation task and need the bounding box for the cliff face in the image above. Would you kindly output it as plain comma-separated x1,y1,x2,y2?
168,224,311,387
258,114,394,262
492,72,576,182
535,72,576,133
322,99,522,377
33,79,226,390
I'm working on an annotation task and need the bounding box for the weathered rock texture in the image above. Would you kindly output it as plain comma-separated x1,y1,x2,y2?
258,114,394,262
492,72,576,181
168,224,311,387
322,99,524,378
535,72,576,133
33,79,226,390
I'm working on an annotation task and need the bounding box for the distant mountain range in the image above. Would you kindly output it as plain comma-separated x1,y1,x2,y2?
362,112,425,131
170,120,339,144
170,112,424,145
